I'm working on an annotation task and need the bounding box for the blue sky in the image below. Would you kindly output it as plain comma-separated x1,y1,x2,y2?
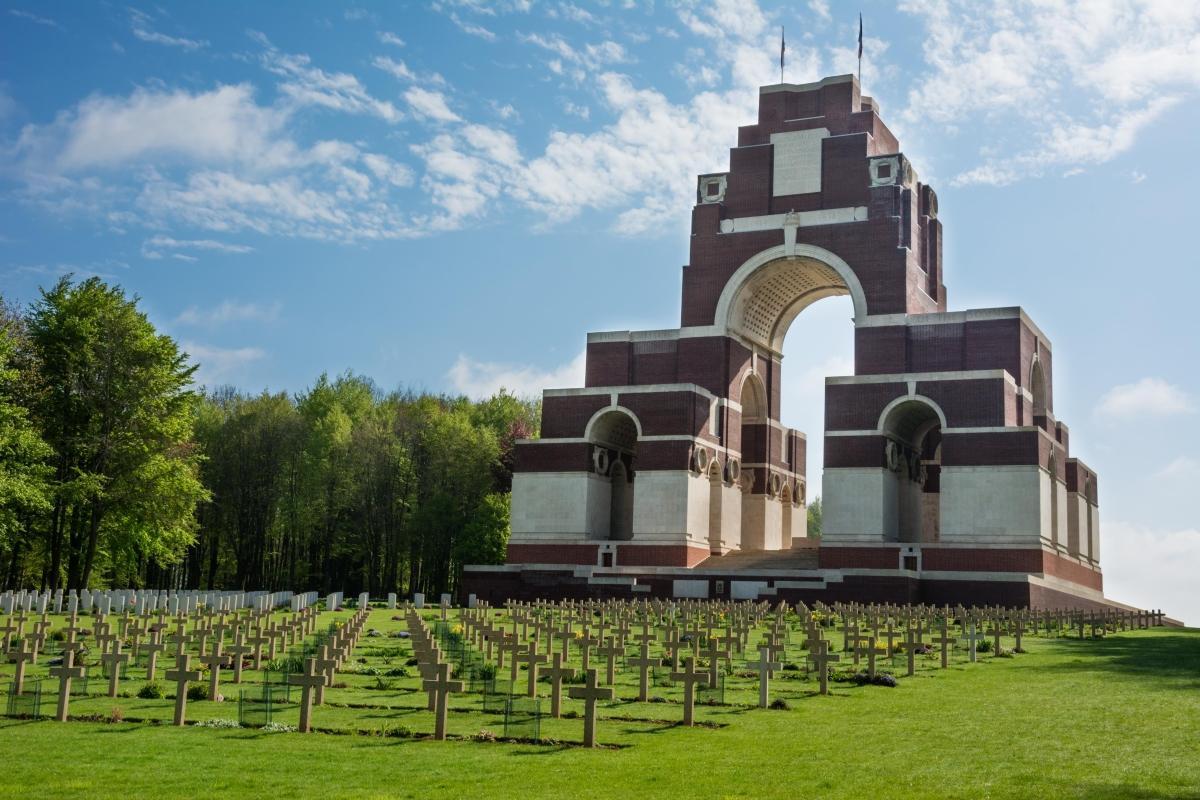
2,1,1198,622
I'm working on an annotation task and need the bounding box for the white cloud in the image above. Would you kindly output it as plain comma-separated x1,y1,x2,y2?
899,0,1200,185
378,31,406,47
1154,456,1200,481
1094,378,1193,419
175,300,280,326
448,351,586,399
404,87,461,122
254,32,402,122
562,101,590,120
130,9,207,51
1131,170,1148,184
183,341,266,386
807,0,831,22
1102,520,1200,626
141,235,255,260
372,55,417,82
548,3,598,25
449,12,498,41
10,9,62,29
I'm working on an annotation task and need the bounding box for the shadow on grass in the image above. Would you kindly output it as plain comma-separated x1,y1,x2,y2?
508,744,572,756
1069,781,1200,799
1043,632,1200,687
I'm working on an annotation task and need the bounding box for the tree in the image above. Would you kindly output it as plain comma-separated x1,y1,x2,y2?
0,305,53,577
25,277,207,589
807,496,822,538
455,492,510,567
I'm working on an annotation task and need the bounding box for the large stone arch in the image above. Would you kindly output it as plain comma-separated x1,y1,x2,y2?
712,243,870,353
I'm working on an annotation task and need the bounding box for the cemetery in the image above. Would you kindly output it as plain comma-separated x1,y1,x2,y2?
2,587,1197,798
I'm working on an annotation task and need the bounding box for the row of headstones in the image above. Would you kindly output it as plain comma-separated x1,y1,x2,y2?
11,605,367,729
4,604,326,708
445,597,1167,743
0,588,311,616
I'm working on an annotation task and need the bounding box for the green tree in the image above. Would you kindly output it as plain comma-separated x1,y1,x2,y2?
807,496,822,538
26,277,208,589
454,492,510,566
0,305,53,575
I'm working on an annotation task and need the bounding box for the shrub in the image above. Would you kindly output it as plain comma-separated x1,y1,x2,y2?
194,718,240,729
385,667,409,678
380,723,413,738
769,698,790,711
109,707,125,723
261,722,296,733
138,682,165,699
976,639,993,653
187,683,210,702
782,663,800,672
50,630,66,642
474,729,497,742
405,657,419,667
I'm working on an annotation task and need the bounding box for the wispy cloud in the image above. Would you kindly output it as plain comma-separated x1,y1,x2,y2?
9,9,62,29
184,341,267,386
448,351,585,399
1094,378,1193,419
142,236,255,260
175,300,281,326
378,31,406,47
130,9,207,51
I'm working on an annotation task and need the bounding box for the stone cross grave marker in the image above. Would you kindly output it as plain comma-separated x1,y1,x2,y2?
518,642,549,697
101,640,131,697
568,668,614,747
199,640,230,702
166,654,202,726
750,645,781,709
933,621,956,669
8,637,35,694
288,656,327,733
810,639,841,696
670,656,710,726
423,661,465,741
49,647,85,722
543,651,576,718
628,639,661,702
596,636,626,686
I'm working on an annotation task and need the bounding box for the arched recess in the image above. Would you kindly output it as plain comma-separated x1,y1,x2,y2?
1047,453,1060,548
739,372,776,550
1030,359,1048,421
879,397,944,543
712,244,869,354
707,459,724,553
585,407,639,542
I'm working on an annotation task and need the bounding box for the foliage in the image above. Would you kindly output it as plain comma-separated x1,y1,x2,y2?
186,683,210,702
0,276,539,596
137,682,165,699
1,277,207,590
806,496,822,538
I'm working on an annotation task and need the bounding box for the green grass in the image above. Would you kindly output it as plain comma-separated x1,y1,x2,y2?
1,614,1198,799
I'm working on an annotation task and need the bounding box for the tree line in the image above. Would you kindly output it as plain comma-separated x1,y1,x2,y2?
0,277,537,596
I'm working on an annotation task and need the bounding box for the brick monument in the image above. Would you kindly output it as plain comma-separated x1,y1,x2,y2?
464,74,1108,610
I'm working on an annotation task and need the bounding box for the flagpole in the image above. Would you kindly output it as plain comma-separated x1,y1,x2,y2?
857,13,863,85
780,26,785,84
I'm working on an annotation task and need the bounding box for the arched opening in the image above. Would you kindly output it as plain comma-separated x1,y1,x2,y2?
712,246,867,554
880,398,944,543
739,372,772,550
707,460,724,553
1030,359,1048,422
585,408,639,542
1047,453,1060,549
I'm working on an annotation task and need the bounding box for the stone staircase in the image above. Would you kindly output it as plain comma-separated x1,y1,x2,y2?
695,546,821,572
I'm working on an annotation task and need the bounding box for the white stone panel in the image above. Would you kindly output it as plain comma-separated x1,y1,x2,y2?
940,465,1043,545
770,128,829,196
822,468,895,542
1088,505,1101,564
510,472,592,541
731,581,769,600
631,470,706,547
672,579,710,599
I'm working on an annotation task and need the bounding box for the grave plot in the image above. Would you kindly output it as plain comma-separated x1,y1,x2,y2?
0,599,1170,750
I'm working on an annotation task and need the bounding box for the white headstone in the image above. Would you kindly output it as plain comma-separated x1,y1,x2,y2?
387,593,397,609
413,593,424,609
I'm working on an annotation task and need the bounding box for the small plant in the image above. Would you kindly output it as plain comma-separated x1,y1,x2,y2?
782,663,800,672
474,729,497,742
187,683,210,702
380,723,413,738
405,657,419,667
194,718,241,729
109,706,125,723
50,630,66,642
261,721,297,733
138,682,165,699
769,698,790,711
976,639,993,653
385,666,409,678
373,677,395,691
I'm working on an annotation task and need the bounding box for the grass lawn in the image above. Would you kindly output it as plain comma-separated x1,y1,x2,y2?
1,615,1197,799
